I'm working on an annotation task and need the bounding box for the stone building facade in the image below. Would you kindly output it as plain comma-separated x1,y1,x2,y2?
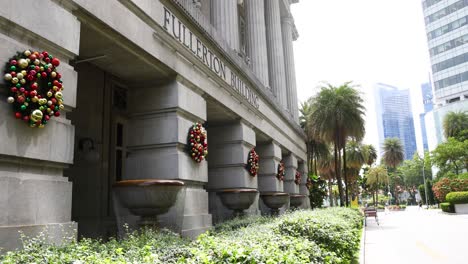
0,0,308,251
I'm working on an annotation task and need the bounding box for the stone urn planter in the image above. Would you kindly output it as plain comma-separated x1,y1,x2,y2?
217,188,258,217
113,179,185,226
260,192,289,215
454,204,468,214
289,194,306,209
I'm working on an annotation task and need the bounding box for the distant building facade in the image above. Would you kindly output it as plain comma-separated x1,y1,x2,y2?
421,0,468,149
419,82,434,151
375,83,417,160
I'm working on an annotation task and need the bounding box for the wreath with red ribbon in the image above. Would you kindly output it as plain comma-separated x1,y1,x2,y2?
277,161,285,181
187,122,208,163
295,171,301,185
245,148,259,177
3,50,64,128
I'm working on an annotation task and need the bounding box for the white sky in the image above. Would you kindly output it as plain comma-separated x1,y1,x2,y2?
292,0,431,155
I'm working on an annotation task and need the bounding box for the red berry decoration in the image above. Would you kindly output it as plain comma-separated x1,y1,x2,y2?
245,148,259,177
3,50,64,128
277,161,285,181
187,122,208,163
294,171,301,185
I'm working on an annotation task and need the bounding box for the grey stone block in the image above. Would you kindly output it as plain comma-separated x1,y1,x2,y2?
208,166,258,189
0,222,77,254
258,174,283,192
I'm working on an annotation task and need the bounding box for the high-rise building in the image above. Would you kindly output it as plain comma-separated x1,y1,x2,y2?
421,0,468,148
375,83,418,160
419,82,434,151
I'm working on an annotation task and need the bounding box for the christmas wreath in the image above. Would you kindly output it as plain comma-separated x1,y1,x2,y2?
294,170,301,185
277,161,285,181
245,148,259,177
3,50,64,128
187,122,208,163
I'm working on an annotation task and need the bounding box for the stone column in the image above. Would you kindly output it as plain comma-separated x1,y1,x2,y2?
298,161,311,209
281,16,299,122
283,153,299,195
207,121,258,223
126,77,212,238
256,141,284,214
245,0,269,86
265,0,288,109
211,0,240,51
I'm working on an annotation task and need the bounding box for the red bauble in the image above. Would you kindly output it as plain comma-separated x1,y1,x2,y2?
51,58,60,67
54,111,60,117
41,72,47,78
10,60,17,65
15,112,22,119
23,116,29,121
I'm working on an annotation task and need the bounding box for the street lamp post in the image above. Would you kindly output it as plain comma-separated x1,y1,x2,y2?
421,155,429,209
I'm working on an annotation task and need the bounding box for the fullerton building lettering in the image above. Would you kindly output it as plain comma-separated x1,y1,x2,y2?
163,7,259,109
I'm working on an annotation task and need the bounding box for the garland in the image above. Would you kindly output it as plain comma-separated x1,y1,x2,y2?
3,50,64,128
245,148,259,177
295,171,301,185
276,161,285,181
187,122,208,163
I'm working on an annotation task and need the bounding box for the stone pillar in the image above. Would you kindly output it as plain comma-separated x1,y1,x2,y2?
256,141,284,214
283,154,299,195
207,121,258,223
211,0,240,51
281,16,299,122
298,161,311,209
0,0,79,252
245,0,269,86
265,0,288,109
126,77,212,238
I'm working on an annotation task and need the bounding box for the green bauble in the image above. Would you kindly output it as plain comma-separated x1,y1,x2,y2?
10,65,16,71
20,105,27,111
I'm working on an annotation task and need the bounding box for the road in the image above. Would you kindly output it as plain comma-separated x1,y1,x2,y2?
364,206,468,264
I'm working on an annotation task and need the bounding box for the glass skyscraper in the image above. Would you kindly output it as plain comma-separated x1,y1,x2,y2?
375,83,418,160
421,0,468,150
420,82,434,151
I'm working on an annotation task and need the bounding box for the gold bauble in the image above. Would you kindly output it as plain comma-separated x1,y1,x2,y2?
55,92,63,100
20,79,26,84
39,98,47,105
24,50,31,56
7,97,14,104
47,91,53,97
16,73,23,80
4,73,12,81
30,109,43,123
18,59,28,69
11,77,18,84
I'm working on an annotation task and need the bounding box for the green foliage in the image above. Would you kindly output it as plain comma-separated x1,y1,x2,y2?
366,166,388,187
1,209,363,264
418,180,436,205
442,111,468,139
432,178,468,202
382,138,404,168
440,202,455,213
276,208,363,263
431,137,468,175
446,191,468,204
308,174,327,209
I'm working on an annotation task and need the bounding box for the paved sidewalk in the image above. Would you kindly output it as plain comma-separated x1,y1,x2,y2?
364,206,468,264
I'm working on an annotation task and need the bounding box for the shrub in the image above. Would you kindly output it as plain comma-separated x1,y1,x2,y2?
432,178,468,202
1,209,363,264
446,191,468,204
440,202,454,213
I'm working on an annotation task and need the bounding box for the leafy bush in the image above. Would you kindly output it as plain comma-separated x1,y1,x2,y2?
446,191,468,204
432,178,468,202
275,208,362,263
440,202,455,213
1,208,363,264
418,180,436,205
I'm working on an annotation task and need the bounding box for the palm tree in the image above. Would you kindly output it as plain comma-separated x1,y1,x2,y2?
382,138,404,169
345,140,366,201
317,150,335,206
308,82,365,206
443,111,468,139
367,166,389,206
362,144,377,166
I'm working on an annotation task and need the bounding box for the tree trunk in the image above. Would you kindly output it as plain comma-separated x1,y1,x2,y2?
334,138,344,207
328,179,334,207
343,141,349,207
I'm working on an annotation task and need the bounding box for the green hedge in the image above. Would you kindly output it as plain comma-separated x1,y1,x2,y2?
446,191,468,204
440,202,454,213
0,208,363,264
